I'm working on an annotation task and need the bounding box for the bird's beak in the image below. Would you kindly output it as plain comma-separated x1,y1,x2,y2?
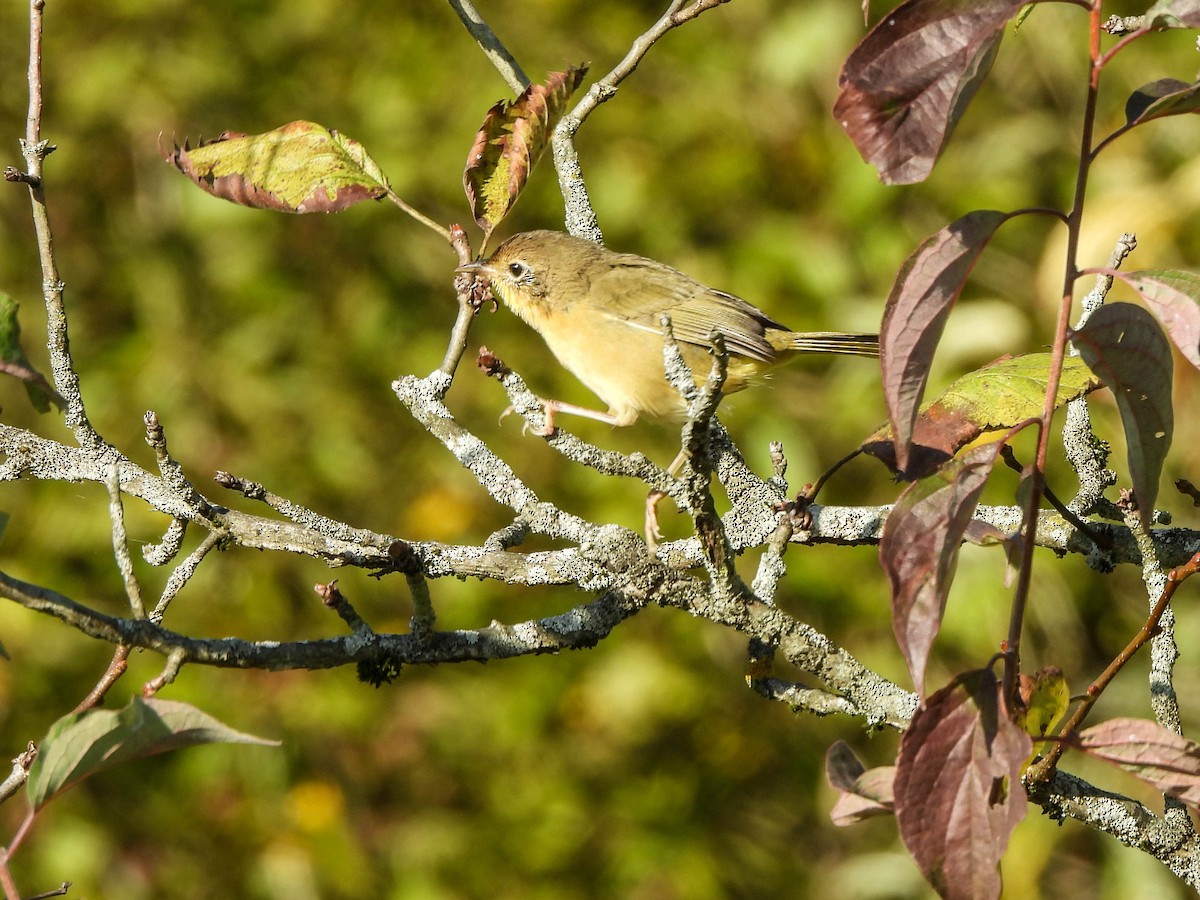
455,259,491,276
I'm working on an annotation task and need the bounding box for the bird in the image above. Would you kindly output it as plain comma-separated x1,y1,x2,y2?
457,229,878,431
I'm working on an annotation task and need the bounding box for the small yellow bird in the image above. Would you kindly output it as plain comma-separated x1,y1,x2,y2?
459,230,878,430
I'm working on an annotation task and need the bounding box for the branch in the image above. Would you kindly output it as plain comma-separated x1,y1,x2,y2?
552,0,732,239
1027,769,1200,889
17,0,101,451
0,566,650,670
446,0,529,94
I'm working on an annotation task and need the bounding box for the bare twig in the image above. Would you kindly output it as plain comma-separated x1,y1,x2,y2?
73,645,132,714
385,189,452,241
214,470,379,548
20,0,100,451
0,744,36,806
106,464,146,618
480,353,687,502
142,648,186,697
552,0,732,239
388,542,436,640
393,372,597,543
25,883,73,900
1027,769,1200,890
144,411,213,519
446,0,529,94
1063,235,1132,519
143,517,188,566
439,224,483,377
1002,3,1106,707
317,581,375,637
1028,551,1200,782
151,531,224,623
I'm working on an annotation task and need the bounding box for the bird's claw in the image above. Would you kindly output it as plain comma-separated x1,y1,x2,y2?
645,489,667,551
499,403,556,437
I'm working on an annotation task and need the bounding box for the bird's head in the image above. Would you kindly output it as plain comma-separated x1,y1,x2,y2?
456,230,607,321
456,231,561,316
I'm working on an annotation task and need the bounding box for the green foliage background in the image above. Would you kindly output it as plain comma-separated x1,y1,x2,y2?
0,1,1198,897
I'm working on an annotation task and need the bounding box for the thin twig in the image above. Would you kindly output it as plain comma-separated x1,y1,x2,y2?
445,0,529,94
385,189,451,241
316,581,374,637
479,350,687,502
21,0,99,450
142,517,188,566
142,648,186,697
0,850,19,900
1063,235,1132,518
72,645,131,714
440,225,483,377
25,883,73,900
999,447,1109,549
0,744,36,806
106,464,145,618
1002,1,1105,707
213,471,377,548
150,530,223,623
1028,551,1200,781
144,411,213,519
552,0,731,239
388,543,436,641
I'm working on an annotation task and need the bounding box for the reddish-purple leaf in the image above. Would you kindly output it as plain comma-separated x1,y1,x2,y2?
831,767,898,826
827,740,897,825
166,121,389,213
1124,79,1200,126
1117,269,1200,369
27,697,278,810
865,352,1098,478
826,739,867,790
464,66,588,242
1145,0,1200,29
895,669,1030,900
1071,303,1174,516
880,210,1010,475
880,441,1002,696
834,0,1025,184
1076,718,1200,809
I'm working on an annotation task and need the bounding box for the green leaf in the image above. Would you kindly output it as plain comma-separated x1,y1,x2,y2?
865,352,1100,478
27,697,279,810
463,66,588,243
933,352,1099,426
0,292,64,413
1019,666,1068,740
166,121,389,213
1071,303,1173,516
1118,269,1200,368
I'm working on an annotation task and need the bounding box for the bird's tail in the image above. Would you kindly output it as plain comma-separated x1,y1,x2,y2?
789,331,879,357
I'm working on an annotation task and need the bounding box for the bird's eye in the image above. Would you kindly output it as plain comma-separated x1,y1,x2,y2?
507,261,528,279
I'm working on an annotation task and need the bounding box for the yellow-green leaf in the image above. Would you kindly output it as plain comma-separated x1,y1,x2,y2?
166,120,389,214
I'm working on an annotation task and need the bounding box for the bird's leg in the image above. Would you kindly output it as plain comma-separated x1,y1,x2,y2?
645,448,689,549
501,397,621,436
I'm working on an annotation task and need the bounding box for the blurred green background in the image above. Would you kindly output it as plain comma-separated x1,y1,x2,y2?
0,1,1198,897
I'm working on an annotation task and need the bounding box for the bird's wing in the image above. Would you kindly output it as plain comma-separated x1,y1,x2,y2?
590,257,781,363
